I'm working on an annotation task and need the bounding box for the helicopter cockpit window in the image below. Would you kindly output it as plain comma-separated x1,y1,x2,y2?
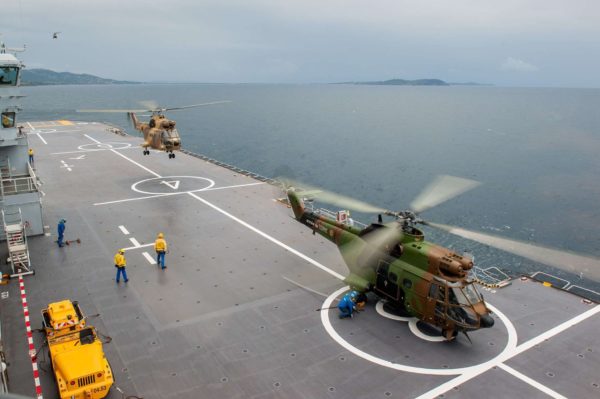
0,67,18,86
149,118,156,128
388,272,398,283
1,112,15,128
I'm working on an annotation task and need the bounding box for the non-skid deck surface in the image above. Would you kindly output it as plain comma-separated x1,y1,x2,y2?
1,122,598,399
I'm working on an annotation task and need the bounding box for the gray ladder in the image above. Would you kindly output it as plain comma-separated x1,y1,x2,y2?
1,208,33,278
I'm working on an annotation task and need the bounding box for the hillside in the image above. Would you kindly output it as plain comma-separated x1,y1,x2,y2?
20,69,138,86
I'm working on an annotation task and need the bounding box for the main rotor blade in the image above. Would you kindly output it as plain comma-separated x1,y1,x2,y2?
429,222,600,282
139,100,160,111
165,100,232,111
77,109,151,113
283,179,387,214
410,175,480,214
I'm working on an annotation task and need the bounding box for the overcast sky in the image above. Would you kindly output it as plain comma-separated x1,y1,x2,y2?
2,0,599,87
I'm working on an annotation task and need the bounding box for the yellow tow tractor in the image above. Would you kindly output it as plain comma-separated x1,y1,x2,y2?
42,300,114,399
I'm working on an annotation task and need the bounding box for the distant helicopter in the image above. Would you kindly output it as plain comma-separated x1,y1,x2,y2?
78,101,230,158
284,176,600,340
52,32,61,39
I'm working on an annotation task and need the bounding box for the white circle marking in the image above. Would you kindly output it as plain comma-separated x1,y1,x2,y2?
321,286,518,375
131,176,216,195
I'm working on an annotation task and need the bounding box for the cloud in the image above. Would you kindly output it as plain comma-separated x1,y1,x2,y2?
501,57,539,72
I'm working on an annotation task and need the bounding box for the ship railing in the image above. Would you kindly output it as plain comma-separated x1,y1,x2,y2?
470,266,512,288
0,176,38,196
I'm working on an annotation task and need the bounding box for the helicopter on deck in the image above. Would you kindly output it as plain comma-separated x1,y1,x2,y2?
284,175,600,341
78,100,230,158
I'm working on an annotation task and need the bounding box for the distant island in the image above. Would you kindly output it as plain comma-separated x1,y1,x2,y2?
338,78,490,86
20,69,138,86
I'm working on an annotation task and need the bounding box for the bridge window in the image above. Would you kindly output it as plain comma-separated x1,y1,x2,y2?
1,112,15,128
0,67,18,86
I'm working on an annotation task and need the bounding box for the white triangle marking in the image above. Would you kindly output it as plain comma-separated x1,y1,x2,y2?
161,180,180,190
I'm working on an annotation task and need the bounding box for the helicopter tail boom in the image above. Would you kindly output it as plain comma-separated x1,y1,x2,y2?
127,112,142,130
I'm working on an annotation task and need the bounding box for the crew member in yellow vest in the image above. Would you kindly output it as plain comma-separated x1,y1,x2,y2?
154,232,168,270
114,249,129,283
28,148,34,166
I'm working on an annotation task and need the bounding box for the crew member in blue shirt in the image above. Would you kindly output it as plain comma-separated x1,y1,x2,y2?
338,291,359,319
57,219,66,247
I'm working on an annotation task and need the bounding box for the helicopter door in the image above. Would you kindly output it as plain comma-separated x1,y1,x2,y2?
375,260,400,300
426,282,447,322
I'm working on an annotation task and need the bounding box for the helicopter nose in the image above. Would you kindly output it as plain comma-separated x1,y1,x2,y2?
480,314,494,328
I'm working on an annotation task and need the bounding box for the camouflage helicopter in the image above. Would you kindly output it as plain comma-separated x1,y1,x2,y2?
284,176,600,341
78,100,230,158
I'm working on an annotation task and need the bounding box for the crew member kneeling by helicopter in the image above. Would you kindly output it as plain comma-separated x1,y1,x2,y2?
338,291,359,319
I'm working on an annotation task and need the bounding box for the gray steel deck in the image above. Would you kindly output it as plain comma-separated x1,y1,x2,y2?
1,121,598,399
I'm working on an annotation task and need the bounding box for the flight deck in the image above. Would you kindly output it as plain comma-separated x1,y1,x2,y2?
1,121,598,399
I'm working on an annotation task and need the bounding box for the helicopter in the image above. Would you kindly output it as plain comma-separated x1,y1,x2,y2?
77,101,230,158
284,175,600,341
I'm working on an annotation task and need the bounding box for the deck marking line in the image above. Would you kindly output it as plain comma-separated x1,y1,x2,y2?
118,225,130,235
93,182,265,206
26,122,35,131
129,237,141,247
28,129,82,134
18,276,44,399
36,132,48,145
84,134,162,178
415,304,600,399
122,243,154,251
187,192,345,280
143,252,157,264
161,180,180,190
51,147,137,156
89,135,343,281
498,364,568,399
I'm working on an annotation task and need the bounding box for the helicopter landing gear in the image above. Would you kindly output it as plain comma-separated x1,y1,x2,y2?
168,152,175,159
143,149,150,155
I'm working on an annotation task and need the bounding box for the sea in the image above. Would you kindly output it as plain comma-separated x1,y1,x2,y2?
19,84,600,292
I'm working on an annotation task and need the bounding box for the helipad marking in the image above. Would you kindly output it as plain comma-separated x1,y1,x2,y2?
69,155,86,160
374,301,413,322
415,304,600,399
93,182,265,206
161,180,180,190
118,225,130,235
321,286,517,375
142,252,157,265
129,237,141,247
85,134,345,281
408,320,446,342
131,176,215,195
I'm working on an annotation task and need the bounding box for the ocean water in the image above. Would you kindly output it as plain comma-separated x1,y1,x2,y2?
19,84,600,290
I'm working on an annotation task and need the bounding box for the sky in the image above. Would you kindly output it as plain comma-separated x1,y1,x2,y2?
2,0,599,87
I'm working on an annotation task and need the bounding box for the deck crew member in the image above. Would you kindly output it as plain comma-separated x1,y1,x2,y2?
115,249,129,283
338,291,358,319
154,232,167,270
57,219,66,247
28,148,34,165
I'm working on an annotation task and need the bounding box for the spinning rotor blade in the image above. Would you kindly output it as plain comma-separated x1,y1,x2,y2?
77,108,150,113
165,100,232,111
429,223,600,282
139,100,160,112
410,175,480,214
282,179,387,214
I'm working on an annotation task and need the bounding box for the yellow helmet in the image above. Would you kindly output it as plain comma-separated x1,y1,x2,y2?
118,249,125,254
158,233,164,238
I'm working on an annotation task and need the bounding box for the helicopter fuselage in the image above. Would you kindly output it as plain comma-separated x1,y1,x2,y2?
129,113,181,155
287,189,494,339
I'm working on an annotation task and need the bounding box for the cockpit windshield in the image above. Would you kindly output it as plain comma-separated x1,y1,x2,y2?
0,67,19,86
450,283,482,306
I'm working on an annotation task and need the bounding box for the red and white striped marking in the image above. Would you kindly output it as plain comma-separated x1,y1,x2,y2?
19,276,44,399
